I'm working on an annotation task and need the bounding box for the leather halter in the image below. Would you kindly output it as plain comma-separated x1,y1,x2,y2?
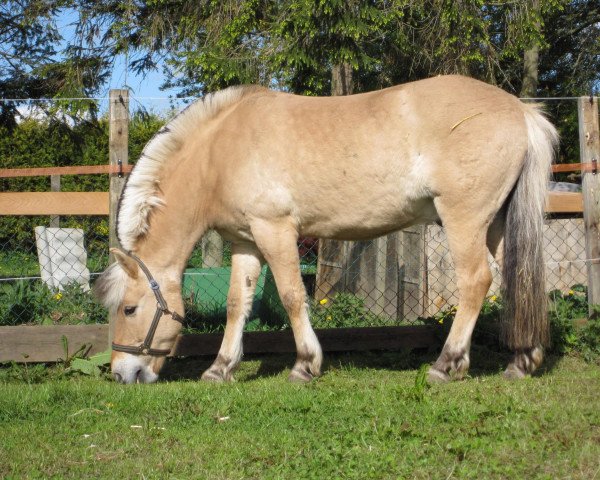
111,253,184,356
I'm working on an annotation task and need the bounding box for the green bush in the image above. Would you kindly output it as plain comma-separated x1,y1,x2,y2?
310,292,394,329
0,281,106,326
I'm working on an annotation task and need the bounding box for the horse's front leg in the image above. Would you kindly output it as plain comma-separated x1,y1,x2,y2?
201,242,263,382
250,217,323,382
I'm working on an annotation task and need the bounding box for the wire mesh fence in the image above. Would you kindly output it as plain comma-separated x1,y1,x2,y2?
0,214,587,330
0,94,590,332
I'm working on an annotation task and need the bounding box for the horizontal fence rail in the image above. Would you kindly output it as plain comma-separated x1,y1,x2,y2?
0,191,584,215
0,192,109,215
0,164,134,178
0,325,440,363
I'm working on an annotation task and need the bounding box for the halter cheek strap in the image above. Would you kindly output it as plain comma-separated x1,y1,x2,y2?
111,253,184,356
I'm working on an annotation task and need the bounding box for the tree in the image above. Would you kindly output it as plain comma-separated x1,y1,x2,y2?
0,1,109,126
73,0,573,96
2,1,597,112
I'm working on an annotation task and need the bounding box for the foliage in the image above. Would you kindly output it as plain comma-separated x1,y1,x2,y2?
539,0,600,97
17,1,592,99
0,280,106,326
549,286,600,363
64,347,111,377
311,292,394,329
0,1,108,126
425,286,600,364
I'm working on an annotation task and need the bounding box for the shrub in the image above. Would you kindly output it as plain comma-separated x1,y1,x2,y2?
0,281,106,326
311,292,393,329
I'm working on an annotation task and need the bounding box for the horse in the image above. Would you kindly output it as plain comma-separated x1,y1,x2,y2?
94,75,558,384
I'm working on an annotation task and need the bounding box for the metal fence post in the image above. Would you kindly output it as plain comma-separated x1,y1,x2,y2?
579,95,600,315
108,89,129,345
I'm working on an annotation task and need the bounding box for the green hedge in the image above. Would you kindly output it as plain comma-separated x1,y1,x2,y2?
0,113,165,253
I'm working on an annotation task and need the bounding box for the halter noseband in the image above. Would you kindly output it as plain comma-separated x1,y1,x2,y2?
111,252,184,356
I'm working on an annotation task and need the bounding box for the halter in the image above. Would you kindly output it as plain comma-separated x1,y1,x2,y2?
111,252,184,356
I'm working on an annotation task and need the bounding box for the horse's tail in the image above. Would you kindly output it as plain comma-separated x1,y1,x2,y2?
501,104,558,353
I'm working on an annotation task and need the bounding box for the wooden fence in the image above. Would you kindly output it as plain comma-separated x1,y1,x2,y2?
0,91,598,363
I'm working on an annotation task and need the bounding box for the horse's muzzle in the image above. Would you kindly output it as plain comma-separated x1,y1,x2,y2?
112,355,159,384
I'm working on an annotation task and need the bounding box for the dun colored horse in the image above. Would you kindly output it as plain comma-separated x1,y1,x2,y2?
95,75,558,384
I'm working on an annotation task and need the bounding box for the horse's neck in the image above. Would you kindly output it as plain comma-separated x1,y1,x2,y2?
134,195,209,276
135,220,207,277
132,139,215,275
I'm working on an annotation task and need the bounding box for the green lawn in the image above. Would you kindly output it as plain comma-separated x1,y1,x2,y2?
1,349,599,479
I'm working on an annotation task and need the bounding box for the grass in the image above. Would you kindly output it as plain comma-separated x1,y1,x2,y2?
1,349,599,479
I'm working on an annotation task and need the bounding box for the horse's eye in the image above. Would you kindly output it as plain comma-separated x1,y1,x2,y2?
123,306,137,316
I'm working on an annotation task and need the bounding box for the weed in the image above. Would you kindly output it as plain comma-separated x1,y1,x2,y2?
423,286,600,363
410,364,430,402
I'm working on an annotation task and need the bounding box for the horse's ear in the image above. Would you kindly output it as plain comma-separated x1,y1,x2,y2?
110,248,139,279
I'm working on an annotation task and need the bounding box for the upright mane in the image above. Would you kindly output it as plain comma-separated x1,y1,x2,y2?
117,85,265,252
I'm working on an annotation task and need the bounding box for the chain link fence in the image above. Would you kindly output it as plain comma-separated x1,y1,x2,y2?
0,212,587,330
0,96,589,332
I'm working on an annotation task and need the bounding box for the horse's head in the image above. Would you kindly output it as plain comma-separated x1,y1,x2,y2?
94,248,184,384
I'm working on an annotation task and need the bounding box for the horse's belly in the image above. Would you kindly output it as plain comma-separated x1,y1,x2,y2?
298,196,438,240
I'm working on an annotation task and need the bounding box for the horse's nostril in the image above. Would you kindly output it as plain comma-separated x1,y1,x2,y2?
135,368,142,384
113,372,123,383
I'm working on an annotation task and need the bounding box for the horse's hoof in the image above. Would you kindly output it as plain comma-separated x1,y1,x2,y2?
427,367,450,384
288,367,314,383
201,369,227,382
504,347,543,379
503,364,526,380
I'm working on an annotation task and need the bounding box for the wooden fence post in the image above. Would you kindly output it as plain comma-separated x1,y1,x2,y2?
202,230,224,267
580,96,600,315
108,89,129,345
49,174,60,227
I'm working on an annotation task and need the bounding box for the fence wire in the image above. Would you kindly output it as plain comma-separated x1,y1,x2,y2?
0,95,588,331
0,214,588,330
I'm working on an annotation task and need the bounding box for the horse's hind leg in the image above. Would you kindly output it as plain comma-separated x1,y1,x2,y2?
201,242,263,381
250,218,323,382
428,219,493,383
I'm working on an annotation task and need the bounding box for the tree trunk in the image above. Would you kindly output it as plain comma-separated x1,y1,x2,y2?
331,63,354,96
520,0,540,97
521,44,539,97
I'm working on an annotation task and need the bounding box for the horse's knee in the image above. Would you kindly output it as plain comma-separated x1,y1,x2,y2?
280,288,306,314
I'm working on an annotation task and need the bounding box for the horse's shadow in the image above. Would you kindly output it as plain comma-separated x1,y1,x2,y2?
159,345,562,383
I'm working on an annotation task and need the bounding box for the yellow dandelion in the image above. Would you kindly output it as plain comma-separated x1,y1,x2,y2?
490,295,497,303
54,292,62,301
568,290,574,296
438,318,444,325
326,315,332,321
319,298,328,305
